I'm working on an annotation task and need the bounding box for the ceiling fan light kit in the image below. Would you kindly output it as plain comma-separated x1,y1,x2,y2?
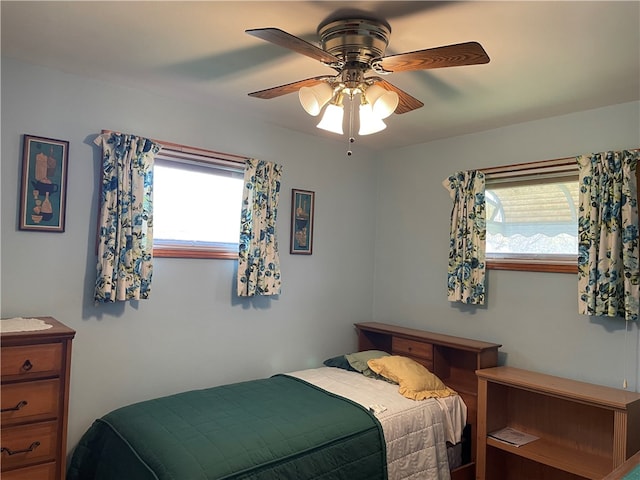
246,13,490,153
309,82,396,136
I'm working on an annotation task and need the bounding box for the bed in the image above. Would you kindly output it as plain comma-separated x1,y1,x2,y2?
66,322,501,480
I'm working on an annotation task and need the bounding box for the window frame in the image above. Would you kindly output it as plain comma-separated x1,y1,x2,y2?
151,139,247,260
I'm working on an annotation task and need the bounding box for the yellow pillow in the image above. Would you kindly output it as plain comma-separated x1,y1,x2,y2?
367,355,457,400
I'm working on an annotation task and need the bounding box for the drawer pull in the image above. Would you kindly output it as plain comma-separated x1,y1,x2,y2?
1,441,40,456
1,400,28,413
21,359,34,371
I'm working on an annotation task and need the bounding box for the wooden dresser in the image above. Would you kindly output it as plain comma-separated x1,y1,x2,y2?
1,317,75,480
354,322,501,480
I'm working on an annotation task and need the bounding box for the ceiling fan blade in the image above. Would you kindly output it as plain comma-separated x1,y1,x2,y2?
248,76,335,99
371,78,424,114
378,41,490,72
246,27,341,65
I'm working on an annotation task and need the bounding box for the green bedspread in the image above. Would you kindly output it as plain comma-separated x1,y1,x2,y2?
67,374,387,480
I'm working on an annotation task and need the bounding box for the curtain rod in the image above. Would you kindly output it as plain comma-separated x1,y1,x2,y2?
100,129,249,164
480,156,575,176
480,148,639,176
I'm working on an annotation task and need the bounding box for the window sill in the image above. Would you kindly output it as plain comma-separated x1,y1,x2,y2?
153,246,238,260
487,259,577,273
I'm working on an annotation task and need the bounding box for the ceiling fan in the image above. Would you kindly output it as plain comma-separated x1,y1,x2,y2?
245,15,490,138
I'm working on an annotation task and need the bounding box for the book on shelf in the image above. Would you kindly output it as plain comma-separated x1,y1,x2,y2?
488,427,539,447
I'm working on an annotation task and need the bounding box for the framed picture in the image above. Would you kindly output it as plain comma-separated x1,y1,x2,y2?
290,189,314,254
19,135,69,232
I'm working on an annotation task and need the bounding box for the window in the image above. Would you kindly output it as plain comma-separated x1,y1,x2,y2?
483,158,579,273
152,143,246,259
482,155,639,273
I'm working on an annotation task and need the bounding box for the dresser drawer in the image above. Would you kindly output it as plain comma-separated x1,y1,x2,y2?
2,461,56,480
1,421,57,470
392,337,434,361
1,379,60,425
1,344,62,378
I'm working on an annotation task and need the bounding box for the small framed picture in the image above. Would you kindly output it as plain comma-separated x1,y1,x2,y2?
19,135,69,232
290,189,315,254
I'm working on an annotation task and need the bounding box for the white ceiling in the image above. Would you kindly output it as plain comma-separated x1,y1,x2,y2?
2,1,639,149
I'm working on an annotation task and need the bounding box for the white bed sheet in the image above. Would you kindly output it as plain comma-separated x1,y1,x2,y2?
288,367,467,480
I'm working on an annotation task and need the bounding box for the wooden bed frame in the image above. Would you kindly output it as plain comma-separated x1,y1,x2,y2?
354,322,501,480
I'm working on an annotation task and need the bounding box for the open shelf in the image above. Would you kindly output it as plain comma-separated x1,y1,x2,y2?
487,436,610,479
476,367,640,480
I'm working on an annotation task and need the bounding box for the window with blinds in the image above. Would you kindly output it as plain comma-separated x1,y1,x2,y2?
152,144,246,260
483,158,579,273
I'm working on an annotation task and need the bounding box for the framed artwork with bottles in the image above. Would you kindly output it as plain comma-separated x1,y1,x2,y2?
290,189,314,254
19,134,69,232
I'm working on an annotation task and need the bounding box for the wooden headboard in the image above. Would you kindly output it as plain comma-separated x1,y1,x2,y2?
354,322,501,479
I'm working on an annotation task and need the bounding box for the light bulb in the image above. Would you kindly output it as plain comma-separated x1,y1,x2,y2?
317,103,344,134
299,83,334,116
358,103,386,135
364,84,399,119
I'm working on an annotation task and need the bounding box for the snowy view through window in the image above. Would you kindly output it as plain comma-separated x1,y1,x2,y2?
153,162,244,245
485,180,579,256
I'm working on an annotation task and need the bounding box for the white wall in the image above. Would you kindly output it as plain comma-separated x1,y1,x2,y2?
0,58,378,451
2,57,639,459
373,101,640,390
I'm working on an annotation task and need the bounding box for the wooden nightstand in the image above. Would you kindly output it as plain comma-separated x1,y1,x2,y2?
1,317,75,480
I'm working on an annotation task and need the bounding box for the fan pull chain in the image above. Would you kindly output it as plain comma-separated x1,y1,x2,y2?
347,95,355,156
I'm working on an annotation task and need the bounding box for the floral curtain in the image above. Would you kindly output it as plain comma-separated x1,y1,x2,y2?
577,150,639,321
94,132,162,303
237,158,283,296
443,170,486,305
